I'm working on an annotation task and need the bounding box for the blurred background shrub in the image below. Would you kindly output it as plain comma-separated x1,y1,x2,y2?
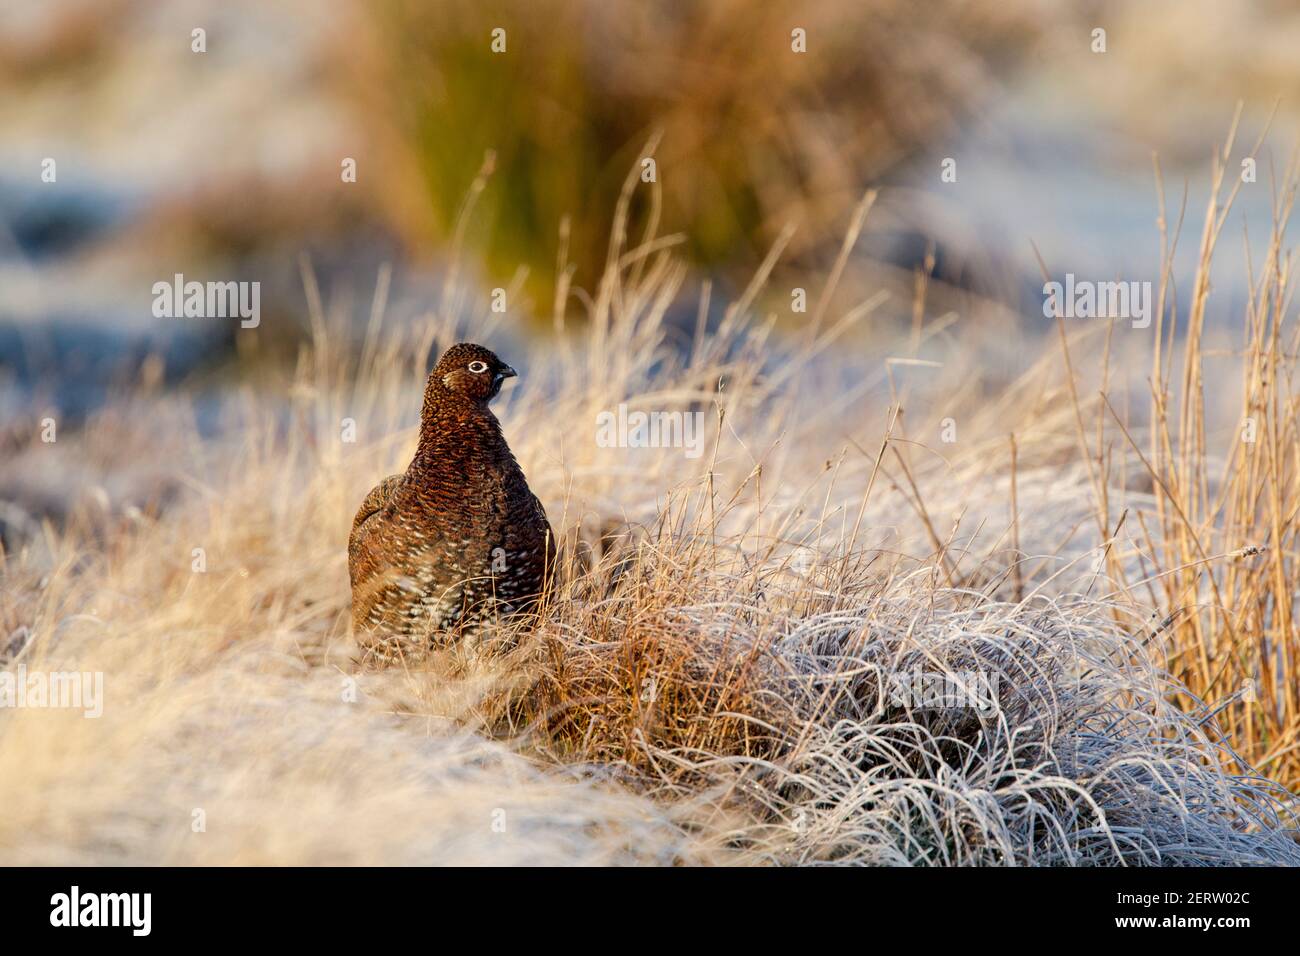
345,0,1037,299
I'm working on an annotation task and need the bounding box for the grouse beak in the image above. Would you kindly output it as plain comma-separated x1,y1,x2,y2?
498,365,517,380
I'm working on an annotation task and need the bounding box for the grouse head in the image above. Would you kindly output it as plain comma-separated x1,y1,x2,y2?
432,342,517,405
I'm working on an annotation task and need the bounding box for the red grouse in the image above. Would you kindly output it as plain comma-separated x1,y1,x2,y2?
348,343,555,656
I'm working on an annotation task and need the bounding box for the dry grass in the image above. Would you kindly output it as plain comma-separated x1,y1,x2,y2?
1073,117,1300,791
1,146,1299,865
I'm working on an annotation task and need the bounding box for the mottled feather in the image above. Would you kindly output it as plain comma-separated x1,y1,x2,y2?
348,344,555,656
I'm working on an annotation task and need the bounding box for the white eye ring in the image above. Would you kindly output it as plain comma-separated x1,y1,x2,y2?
468,360,489,373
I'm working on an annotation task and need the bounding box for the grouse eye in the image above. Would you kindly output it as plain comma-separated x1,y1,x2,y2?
467,360,489,374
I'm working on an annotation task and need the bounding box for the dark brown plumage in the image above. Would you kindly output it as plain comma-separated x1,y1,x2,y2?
348,343,556,656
